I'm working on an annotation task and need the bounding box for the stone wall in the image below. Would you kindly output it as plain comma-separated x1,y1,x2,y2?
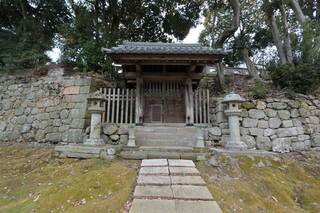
208,96,320,153
0,69,110,143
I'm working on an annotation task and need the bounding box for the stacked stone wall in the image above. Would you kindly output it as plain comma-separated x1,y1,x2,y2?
208,96,320,152
0,70,109,143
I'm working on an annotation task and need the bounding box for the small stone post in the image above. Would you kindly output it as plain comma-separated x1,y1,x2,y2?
127,126,136,147
222,93,247,150
196,126,205,148
84,91,105,146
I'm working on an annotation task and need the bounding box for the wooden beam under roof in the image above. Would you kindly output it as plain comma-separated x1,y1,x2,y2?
124,72,203,80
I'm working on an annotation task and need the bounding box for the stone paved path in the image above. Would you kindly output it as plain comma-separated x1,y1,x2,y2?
129,159,222,213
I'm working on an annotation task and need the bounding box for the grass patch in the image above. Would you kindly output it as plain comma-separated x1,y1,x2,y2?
0,144,137,213
197,153,320,213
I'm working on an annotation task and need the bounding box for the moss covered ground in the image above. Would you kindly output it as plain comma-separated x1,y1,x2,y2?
0,144,137,213
197,152,320,213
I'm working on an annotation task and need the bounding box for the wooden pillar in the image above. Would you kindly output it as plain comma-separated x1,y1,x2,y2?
185,78,194,125
135,64,143,125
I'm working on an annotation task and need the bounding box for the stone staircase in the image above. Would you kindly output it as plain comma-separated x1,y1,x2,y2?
128,159,223,213
134,126,198,147
120,126,209,160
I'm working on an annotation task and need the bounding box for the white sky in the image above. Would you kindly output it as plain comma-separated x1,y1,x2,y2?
46,24,204,62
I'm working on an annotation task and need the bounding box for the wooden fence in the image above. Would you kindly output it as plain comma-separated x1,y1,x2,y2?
193,89,210,124
99,87,210,124
99,88,136,124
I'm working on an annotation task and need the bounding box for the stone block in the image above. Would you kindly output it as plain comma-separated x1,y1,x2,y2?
71,119,85,129
272,138,292,153
264,128,275,137
292,141,311,151
256,101,266,110
269,118,282,129
63,86,80,95
276,127,298,137
265,109,277,118
21,124,31,133
270,102,288,110
175,200,222,213
278,110,291,120
208,127,222,136
311,133,320,147
129,199,175,213
60,109,69,119
118,125,129,135
249,128,264,136
171,176,205,185
169,167,200,175
62,129,83,143
137,175,171,185
109,134,119,141
290,109,300,118
282,120,293,128
171,185,213,200
258,120,269,129
249,109,265,119
309,116,320,124
141,159,168,167
139,167,169,175
0,121,7,132
119,135,128,145
102,124,118,135
256,136,272,151
298,134,310,141
299,108,309,117
45,133,61,142
242,135,256,149
242,118,258,128
168,160,195,167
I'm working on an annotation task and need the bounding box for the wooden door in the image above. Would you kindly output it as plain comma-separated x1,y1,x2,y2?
143,81,185,123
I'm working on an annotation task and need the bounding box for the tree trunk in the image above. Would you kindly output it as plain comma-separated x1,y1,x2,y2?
266,13,287,65
214,0,241,48
289,0,307,23
214,0,241,90
241,48,261,80
279,1,293,64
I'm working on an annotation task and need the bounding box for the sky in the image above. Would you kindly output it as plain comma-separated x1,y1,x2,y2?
46,23,205,62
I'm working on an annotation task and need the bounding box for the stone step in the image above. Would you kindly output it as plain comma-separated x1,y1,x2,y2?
134,126,199,147
119,150,208,160
137,175,206,186
129,199,223,213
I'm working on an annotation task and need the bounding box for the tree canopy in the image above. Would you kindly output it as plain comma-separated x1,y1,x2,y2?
0,0,319,93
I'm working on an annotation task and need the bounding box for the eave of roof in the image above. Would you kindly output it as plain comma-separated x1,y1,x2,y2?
102,41,231,56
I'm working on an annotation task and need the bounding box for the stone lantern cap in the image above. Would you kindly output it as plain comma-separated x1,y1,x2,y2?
222,93,245,103
87,90,106,101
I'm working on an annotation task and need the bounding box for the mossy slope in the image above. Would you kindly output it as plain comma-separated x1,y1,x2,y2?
0,145,137,213
197,152,320,213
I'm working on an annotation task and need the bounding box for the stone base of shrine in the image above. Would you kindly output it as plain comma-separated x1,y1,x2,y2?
54,144,122,160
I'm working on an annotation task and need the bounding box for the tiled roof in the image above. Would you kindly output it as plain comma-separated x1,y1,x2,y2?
102,41,230,55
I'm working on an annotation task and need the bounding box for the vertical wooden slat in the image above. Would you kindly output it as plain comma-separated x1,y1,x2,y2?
202,89,206,123
120,88,125,123
125,89,129,123
103,88,107,122
130,89,134,123
111,88,116,123
199,89,202,123
99,88,104,122
106,88,111,123
207,89,210,124
195,90,198,123
116,88,120,123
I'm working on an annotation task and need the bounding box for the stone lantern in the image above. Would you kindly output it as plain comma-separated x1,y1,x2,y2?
222,93,247,150
84,91,105,146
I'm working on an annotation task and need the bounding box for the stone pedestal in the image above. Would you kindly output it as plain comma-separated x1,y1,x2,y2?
222,93,247,150
84,95,105,146
127,127,136,147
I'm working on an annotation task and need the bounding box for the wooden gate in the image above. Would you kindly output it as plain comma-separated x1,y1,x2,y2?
143,81,185,123
100,88,136,124
193,89,210,124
